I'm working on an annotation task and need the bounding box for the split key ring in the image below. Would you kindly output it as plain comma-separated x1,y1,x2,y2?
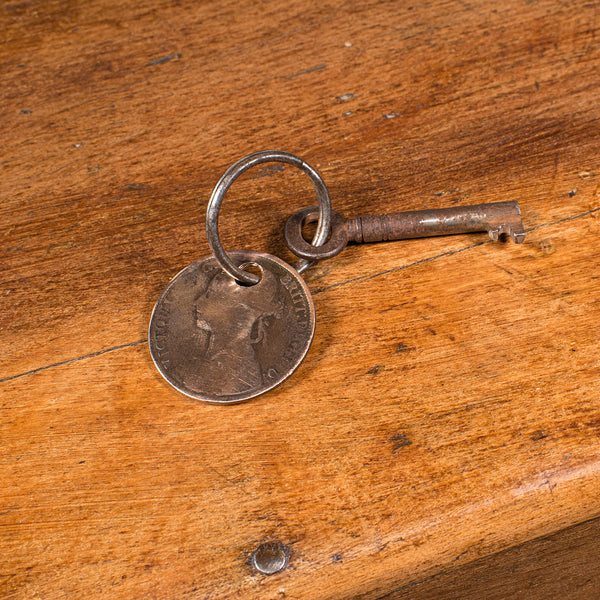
205,150,332,285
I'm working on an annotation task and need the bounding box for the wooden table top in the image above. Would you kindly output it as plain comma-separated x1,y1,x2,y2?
2,0,600,598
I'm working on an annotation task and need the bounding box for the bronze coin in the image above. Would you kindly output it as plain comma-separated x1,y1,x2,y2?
149,250,315,403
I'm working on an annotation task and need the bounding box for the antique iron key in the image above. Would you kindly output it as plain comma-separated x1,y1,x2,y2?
284,201,525,261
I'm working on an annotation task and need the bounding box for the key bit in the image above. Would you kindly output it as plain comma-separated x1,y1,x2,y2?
285,201,525,261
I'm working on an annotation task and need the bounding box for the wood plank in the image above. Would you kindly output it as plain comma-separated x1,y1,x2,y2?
392,516,600,600
3,214,600,598
2,0,600,598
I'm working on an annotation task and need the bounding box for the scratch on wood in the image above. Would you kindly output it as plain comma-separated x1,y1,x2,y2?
312,246,476,294
147,53,182,66
0,340,147,384
494,263,514,276
454,548,469,561
288,64,327,79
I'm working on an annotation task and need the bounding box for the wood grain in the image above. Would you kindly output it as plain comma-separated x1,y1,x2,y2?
2,0,600,598
392,515,600,599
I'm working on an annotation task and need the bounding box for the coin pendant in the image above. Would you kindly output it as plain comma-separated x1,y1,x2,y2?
149,250,315,403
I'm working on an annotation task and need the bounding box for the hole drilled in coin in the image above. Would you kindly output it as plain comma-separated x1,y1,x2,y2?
238,261,263,285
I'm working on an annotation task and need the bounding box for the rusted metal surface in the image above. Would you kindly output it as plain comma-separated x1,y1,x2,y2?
285,201,526,261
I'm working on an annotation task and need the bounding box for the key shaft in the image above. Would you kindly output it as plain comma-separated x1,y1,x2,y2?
285,201,525,261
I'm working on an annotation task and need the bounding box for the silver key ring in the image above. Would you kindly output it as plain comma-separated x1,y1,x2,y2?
206,150,332,285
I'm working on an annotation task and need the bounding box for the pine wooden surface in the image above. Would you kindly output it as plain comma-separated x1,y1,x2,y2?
2,0,600,598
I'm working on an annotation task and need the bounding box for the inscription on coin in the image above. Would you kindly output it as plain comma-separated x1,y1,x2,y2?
149,250,315,403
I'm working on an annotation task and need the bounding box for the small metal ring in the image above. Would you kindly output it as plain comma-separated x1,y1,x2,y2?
206,150,332,285
285,207,348,260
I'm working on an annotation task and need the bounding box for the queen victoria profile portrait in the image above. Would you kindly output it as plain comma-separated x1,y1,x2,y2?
181,265,287,398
